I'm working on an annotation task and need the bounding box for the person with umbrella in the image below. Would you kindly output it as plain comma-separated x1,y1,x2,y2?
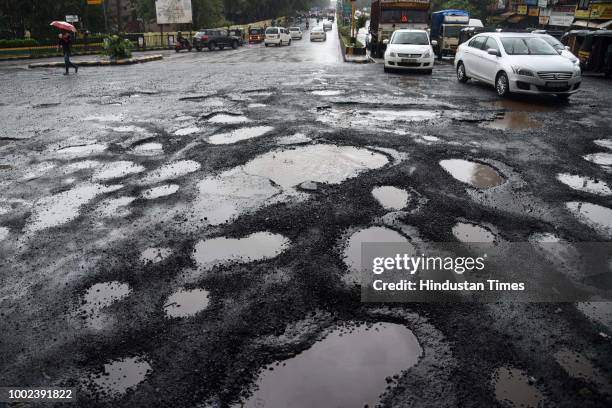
51,21,78,75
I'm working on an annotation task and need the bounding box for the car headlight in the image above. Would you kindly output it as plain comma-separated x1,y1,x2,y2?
512,66,534,77
422,51,431,58
389,52,396,58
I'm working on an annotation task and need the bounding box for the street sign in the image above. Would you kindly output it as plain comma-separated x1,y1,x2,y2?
65,15,79,23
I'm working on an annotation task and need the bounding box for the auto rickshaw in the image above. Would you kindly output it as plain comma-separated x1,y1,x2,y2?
560,30,590,58
576,30,612,74
248,27,265,44
458,26,488,45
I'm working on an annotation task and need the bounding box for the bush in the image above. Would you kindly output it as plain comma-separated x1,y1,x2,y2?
103,35,133,59
0,39,39,48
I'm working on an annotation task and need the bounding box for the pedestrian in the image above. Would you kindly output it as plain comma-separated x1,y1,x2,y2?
57,31,78,75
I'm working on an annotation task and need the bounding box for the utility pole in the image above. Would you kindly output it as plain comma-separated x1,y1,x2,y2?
351,0,356,40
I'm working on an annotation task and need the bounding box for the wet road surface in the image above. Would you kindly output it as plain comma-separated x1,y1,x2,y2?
1,20,612,408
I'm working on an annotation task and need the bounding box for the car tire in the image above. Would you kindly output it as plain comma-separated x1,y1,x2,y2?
495,72,510,97
456,62,469,83
175,48,180,53
208,42,216,51
426,69,433,75
288,39,292,46
557,94,571,100
384,66,390,73
219,45,225,50
265,43,269,47
232,40,238,49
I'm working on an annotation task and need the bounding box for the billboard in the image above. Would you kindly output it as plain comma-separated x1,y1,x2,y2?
155,0,193,24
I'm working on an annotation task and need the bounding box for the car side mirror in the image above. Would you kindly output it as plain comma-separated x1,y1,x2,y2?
487,48,499,56
383,39,389,45
431,40,438,46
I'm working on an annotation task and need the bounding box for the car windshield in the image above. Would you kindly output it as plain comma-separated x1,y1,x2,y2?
265,28,278,34
312,28,323,32
540,35,564,50
443,26,462,38
290,27,300,31
500,37,558,55
391,32,429,45
250,29,261,35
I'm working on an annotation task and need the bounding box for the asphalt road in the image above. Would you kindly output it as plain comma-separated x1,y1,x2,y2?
1,20,612,408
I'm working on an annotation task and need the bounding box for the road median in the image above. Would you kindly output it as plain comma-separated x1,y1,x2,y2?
28,54,163,68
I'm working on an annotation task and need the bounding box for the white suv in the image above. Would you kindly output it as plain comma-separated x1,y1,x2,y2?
265,27,292,47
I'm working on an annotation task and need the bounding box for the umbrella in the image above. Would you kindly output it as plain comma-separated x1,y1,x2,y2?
50,21,77,33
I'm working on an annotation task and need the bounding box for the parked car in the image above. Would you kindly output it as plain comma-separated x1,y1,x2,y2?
383,29,435,74
193,29,241,51
264,27,292,47
323,20,333,31
289,27,303,40
249,28,265,43
310,27,327,42
455,32,582,99
228,28,245,45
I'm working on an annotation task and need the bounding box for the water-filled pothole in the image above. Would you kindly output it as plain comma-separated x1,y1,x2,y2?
440,159,505,188
0,226,9,241
311,90,344,96
583,152,612,166
554,348,612,394
140,247,172,264
594,139,612,150
242,322,422,408
480,112,541,130
141,160,200,184
79,281,131,329
92,161,145,181
193,232,290,268
371,186,410,210
174,127,200,136
164,288,210,318
557,173,611,195
566,202,612,237
207,126,274,145
577,301,612,331
452,222,496,242
207,114,251,124
142,184,179,199
88,356,151,396
132,142,163,156
492,367,544,408
57,144,107,157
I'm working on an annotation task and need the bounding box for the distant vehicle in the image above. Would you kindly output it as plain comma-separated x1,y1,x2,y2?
193,29,241,51
574,30,612,74
323,20,332,31
369,0,431,58
310,27,327,42
228,28,245,45
430,9,470,59
455,33,581,99
328,15,335,22
383,29,435,74
289,27,303,40
175,36,192,52
264,27,292,47
249,28,265,43
534,33,579,65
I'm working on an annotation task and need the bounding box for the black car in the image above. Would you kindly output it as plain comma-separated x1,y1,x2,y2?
228,28,246,45
193,29,242,51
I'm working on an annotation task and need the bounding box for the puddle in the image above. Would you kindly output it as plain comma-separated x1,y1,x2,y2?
174,127,200,136
141,160,200,184
140,247,172,264
95,196,136,218
132,142,163,156
492,367,544,408
371,186,410,210
452,222,496,242
342,226,410,286
422,135,440,142
0,205,9,215
92,161,145,181
583,152,612,166
243,322,422,408
110,125,148,133
0,226,9,241
207,126,274,145
84,114,123,122
89,356,151,396
142,184,179,199
439,159,505,188
27,183,123,232
594,139,612,150
554,348,612,394
193,232,290,268
480,112,541,130
79,281,131,329
577,302,612,331
557,173,611,196
207,114,251,124
566,202,612,237
22,162,56,181
164,288,210,318
277,133,312,145
65,160,100,172
57,144,107,157
311,90,344,96
248,103,267,108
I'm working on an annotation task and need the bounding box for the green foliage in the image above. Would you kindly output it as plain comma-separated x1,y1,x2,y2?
0,38,38,48
103,35,133,59
430,0,495,20
356,15,367,32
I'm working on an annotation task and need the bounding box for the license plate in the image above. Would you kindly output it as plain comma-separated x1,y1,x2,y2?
545,81,568,88
402,59,417,63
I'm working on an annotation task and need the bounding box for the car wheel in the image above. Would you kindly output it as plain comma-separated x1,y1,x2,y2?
208,42,215,51
557,94,571,100
426,69,433,75
265,43,269,47
456,62,469,83
384,66,390,73
232,40,238,49
496,72,510,97
219,45,225,50
288,39,292,46
175,48,180,53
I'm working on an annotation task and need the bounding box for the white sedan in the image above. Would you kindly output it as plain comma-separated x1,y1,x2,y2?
310,27,326,42
455,32,581,99
289,27,303,40
383,29,435,74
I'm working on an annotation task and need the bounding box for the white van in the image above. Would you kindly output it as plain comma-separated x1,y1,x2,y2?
265,27,292,47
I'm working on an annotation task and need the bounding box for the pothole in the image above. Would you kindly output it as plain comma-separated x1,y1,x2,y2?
565,202,612,237
141,160,200,184
92,161,145,181
142,184,179,199
277,133,312,145
557,173,611,195
583,152,612,166
95,196,136,218
311,89,344,96
244,322,421,407
163,288,210,318
174,127,200,136
554,348,612,394
492,367,544,408
452,222,496,243
594,139,612,150
576,301,612,332
207,114,251,124
371,186,410,210
0,226,9,241
439,159,505,188
193,232,290,268
248,103,267,108
207,126,274,145
79,281,131,330
480,112,541,130
56,144,107,157
132,142,163,156
140,247,172,264
87,356,151,396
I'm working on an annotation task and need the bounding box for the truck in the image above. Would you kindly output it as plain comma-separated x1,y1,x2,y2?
430,9,470,60
369,0,431,58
